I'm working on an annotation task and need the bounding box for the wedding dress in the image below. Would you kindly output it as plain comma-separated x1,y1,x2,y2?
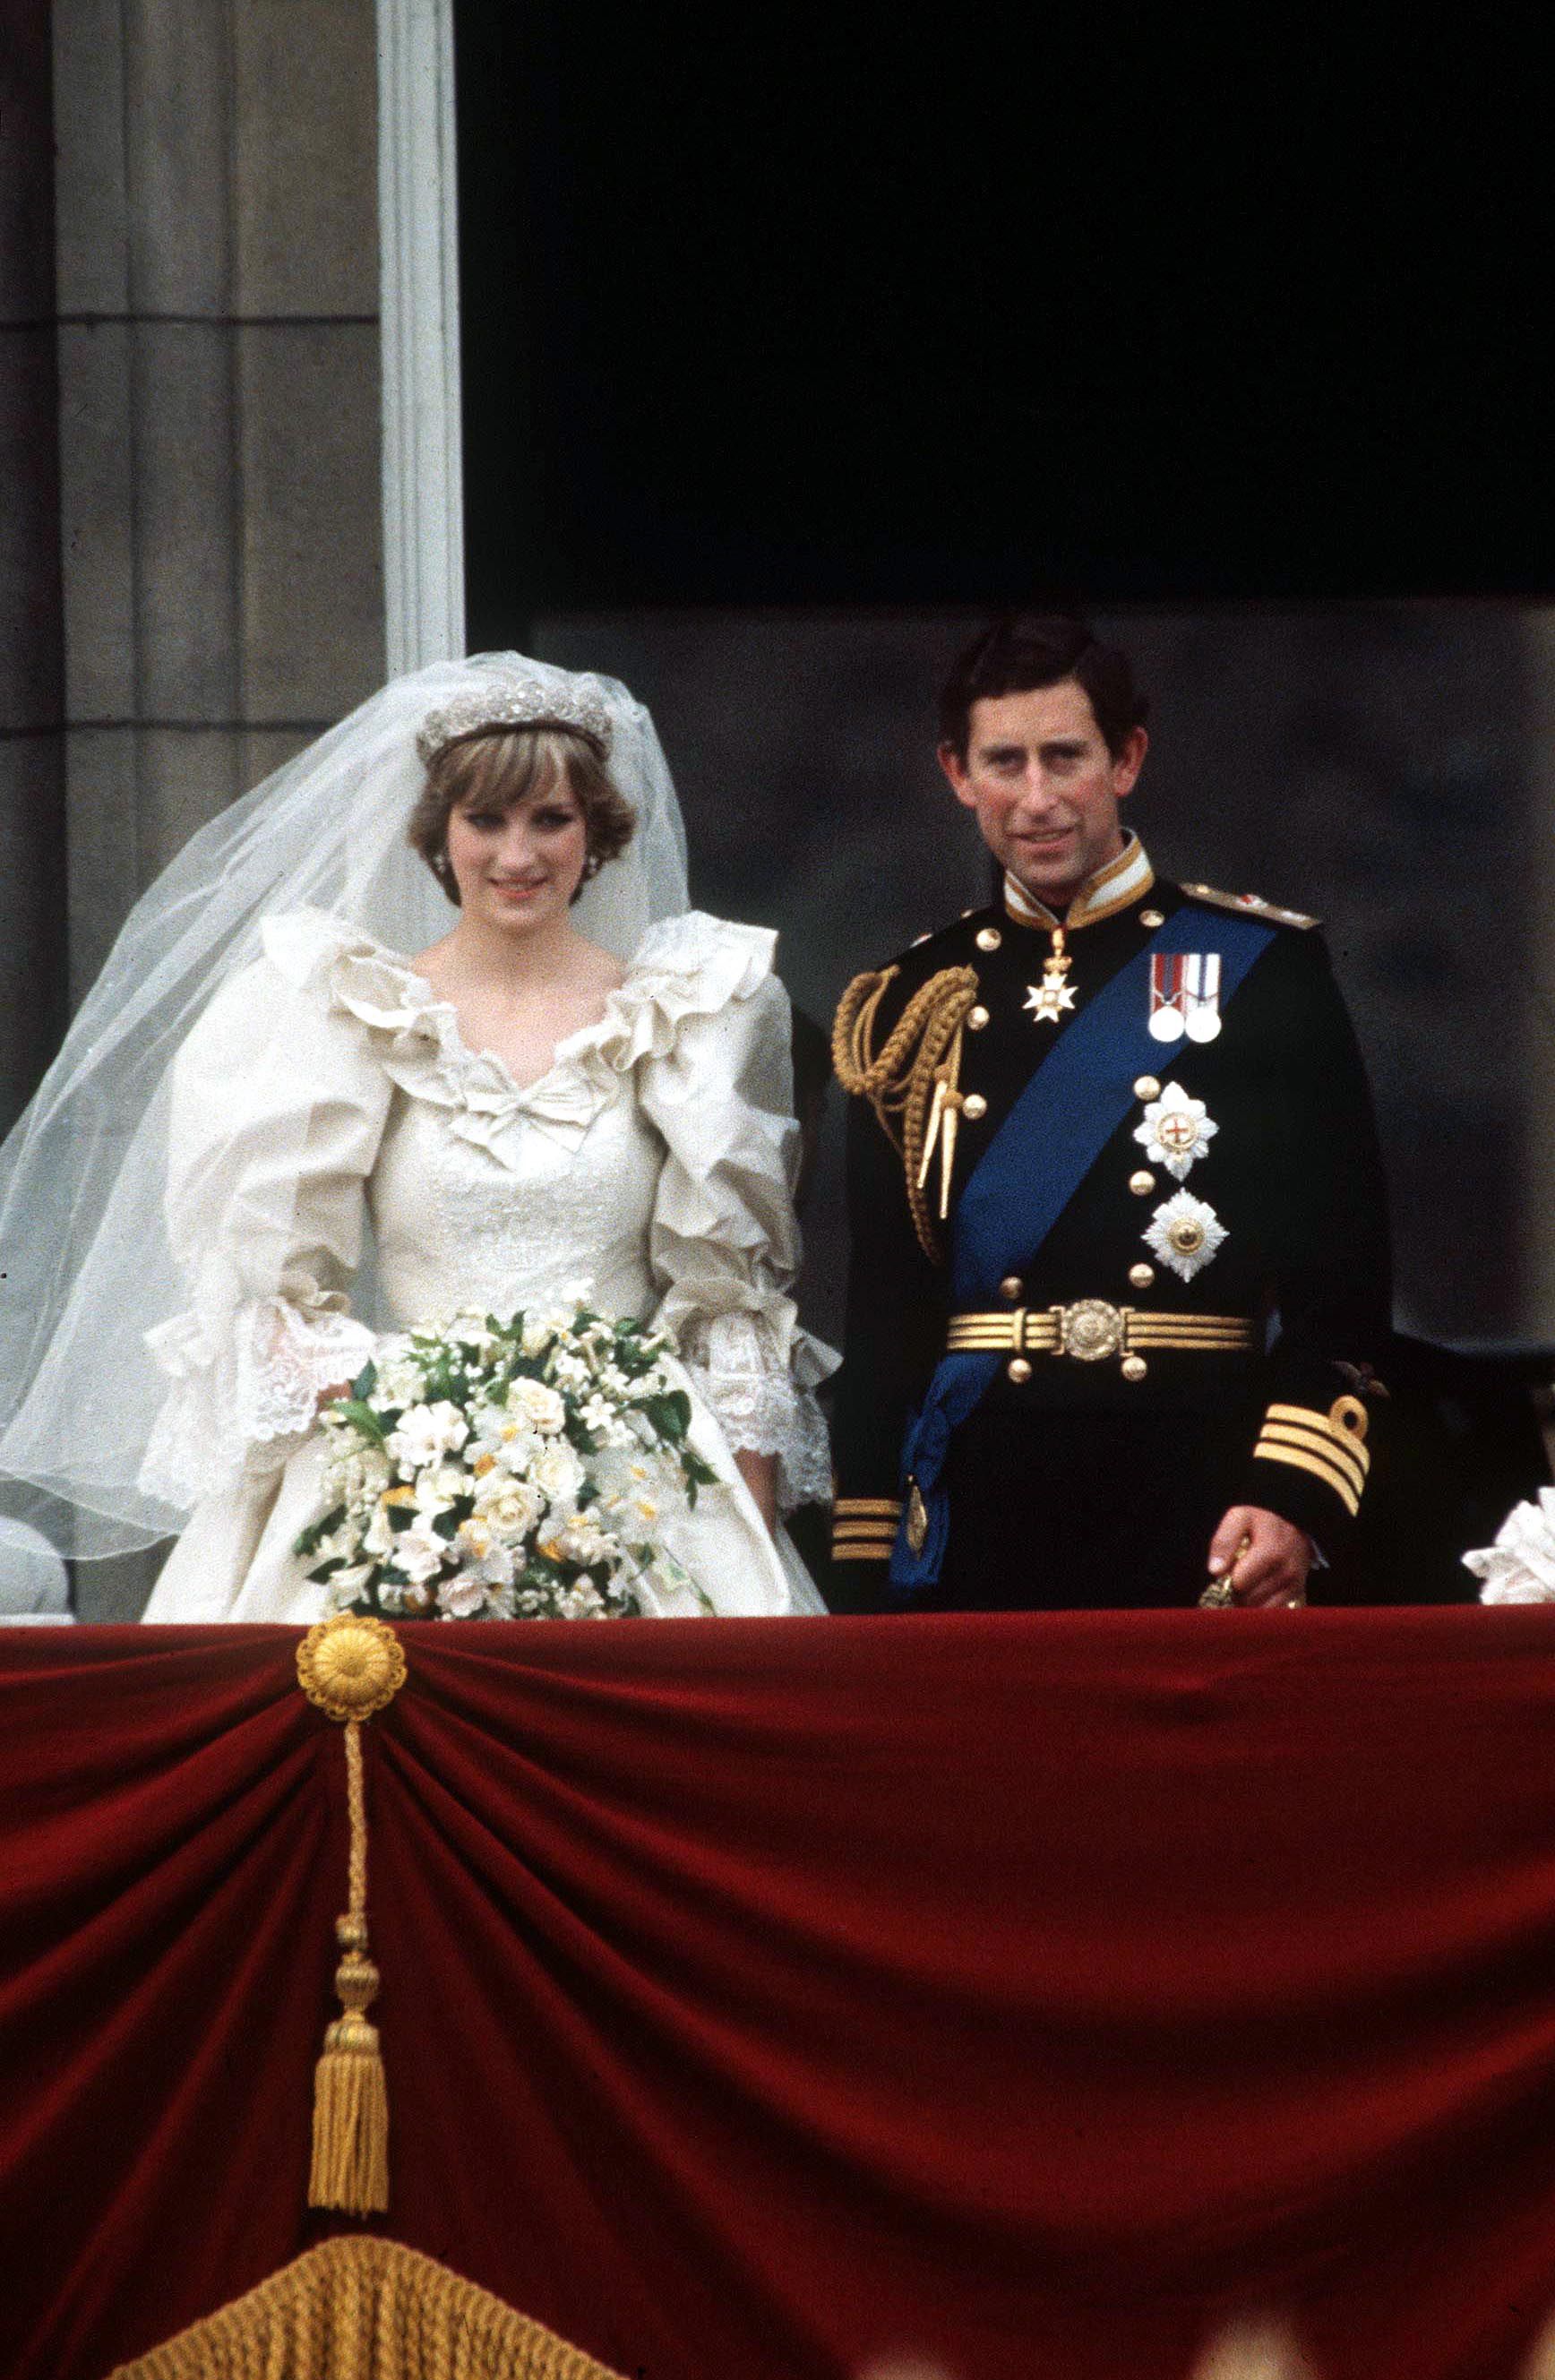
141,906,830,1621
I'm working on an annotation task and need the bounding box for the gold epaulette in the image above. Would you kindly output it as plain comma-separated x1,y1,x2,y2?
832,960,979,1265
1180,883,1320,930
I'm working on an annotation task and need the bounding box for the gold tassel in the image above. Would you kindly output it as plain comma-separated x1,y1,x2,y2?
296,1614,408,2216
107,2232,631,2378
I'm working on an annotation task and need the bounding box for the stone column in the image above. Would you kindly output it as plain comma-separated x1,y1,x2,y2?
0,4,67,1131
50,0,386,1611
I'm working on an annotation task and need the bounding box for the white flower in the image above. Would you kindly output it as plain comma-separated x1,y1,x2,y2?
557,1581,610,1620
362,1496,404,1559
1142,1189,1227,1283
373,1354,426,1409
471,1473,544,1537
505,1378,566,1434
449,1311,498,1354
386,1400,469,1469
532,1441,585,1505
437,1569,489,1619
392,1519,450,1585
341,1447,391,1503
578,1392,634,1447
451,1521,517,1585
520,1314,557,1357
1134,1080,1218,1181
413,1461,468,1518
558,1515,619,1568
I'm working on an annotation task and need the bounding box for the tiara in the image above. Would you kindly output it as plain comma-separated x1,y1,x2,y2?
415,671,614,765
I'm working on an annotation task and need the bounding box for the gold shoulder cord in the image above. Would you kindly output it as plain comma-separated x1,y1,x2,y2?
833,963,979,1263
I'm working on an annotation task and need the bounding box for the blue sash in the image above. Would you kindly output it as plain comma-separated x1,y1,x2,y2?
889,906,1276,1593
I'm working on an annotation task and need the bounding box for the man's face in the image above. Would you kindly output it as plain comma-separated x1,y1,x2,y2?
939,679,1147,908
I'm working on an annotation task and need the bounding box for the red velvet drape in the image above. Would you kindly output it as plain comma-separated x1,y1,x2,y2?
6,1612,1555,2380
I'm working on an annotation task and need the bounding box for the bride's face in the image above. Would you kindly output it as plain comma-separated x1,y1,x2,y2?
445,778,590,931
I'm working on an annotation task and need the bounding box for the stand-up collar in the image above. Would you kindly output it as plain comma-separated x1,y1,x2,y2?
1002,834,1156,932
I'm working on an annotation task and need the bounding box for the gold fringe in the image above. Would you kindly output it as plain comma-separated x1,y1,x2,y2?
296,1615,408,2216
107,2234,630,2379
833,963,980,1264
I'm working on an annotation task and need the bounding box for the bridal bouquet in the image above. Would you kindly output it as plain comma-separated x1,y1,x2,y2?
294,1301,718,1620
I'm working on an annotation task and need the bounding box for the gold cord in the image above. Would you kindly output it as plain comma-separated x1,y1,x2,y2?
296,1614,408,2216
834,964,979,1263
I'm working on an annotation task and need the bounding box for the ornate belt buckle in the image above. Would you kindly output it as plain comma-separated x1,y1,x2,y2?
1056,1299,1125,1362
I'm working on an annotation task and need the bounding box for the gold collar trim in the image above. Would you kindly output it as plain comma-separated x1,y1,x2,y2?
1002,835,1155,933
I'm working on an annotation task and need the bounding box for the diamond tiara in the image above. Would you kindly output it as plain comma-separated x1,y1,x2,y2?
415,672,614,766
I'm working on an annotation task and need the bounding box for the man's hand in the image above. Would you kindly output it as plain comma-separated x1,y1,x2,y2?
1207,1505,1312,1608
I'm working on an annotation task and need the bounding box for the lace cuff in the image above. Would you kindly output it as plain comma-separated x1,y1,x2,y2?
681,1309,835,1513
140,1292,375,1509
1465,1489,1555,1603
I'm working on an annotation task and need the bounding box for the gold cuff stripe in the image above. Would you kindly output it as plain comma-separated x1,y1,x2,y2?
832,1524,900,1544
833,1498,904,1519
831,1542,894,1563
1257,1420,1367,1499
1264,1403,1371,1475
1252,1441,1362,1519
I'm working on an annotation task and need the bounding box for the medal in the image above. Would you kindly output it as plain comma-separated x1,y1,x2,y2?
1148,953,1187,1041
1184,952,1223,1043
1149,952,1223,1043
1024,926,1076,1027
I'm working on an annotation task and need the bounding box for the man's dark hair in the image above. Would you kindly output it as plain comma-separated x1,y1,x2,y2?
939,616,1150,762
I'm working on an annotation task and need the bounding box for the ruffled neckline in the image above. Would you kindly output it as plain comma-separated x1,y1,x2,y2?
260,906,777,1156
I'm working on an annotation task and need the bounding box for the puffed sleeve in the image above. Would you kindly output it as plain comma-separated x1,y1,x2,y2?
137,912,393,1508
631,913,834,1511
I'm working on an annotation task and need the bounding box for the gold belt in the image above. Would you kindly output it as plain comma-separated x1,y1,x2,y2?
946,1300,1255,1363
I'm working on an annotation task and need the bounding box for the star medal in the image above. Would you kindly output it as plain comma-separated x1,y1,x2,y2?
1134,1081,1218,1181
1024,926,1076,1027
1143,1189,1228,1283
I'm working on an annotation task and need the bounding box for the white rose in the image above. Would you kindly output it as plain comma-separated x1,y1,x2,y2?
532,1441,585,1504
437,1570,488,1619
473,1474,545,1537
505,1378,566,1435
386,1401,469,1470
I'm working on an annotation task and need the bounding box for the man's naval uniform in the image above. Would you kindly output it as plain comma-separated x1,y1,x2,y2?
828,837,1391,1611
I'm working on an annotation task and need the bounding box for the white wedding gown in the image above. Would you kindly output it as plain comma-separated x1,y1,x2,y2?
140,907,832,1621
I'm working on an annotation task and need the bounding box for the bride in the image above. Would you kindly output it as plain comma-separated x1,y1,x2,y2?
0,657,831,1620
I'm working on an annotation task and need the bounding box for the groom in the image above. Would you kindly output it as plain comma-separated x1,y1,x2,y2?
828,616,1392,1612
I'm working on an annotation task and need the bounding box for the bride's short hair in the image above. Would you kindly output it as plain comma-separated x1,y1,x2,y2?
408,725,637,902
